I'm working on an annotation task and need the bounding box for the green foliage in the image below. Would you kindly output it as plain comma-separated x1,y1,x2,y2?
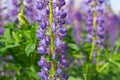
1,23,120,80
25,43,36,56
0,22,40,80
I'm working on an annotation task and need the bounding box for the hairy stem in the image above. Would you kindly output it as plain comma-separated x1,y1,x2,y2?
49,0,56,79
96,44,100,70
89,2,97,61
88,2,97,79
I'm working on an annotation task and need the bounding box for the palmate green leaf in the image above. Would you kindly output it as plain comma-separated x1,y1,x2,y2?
12,31,21,43
26,66,40,80
4,22,17,30
4,28,14,45
69,76,83,80
112,38,120,54
6,63,21,71
113,53,120,61
23,30,31,39
68,43,79,51
30,66,36,72
0,36,5,42
73,54,84,59
5,44,20,48
26,71,40,80
4,28,11,39
0,44,20,55
0,39,5,42
25,43,36,56
30,22,38,42
31,22,38,33
110,60,120,68
79,42,91,53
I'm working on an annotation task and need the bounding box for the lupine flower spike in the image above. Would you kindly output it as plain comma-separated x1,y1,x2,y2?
36,0,68,79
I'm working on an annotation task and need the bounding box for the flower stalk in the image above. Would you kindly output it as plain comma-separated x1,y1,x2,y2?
18,0,29,26
36,0,68,79
49,0,56,78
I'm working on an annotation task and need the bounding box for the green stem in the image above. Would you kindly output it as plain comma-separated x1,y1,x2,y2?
18,0,29,26
85,63,89,80
89,2,97,62
20,0,24,14
98,62,109,72
96,44,100,70
49,0,56,79
88,2,97,79
83,74,87,80
89,38,95,61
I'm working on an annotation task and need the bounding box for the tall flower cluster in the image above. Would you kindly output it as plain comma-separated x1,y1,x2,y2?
105,6,118,50
36,0,68,80
10,0,36,24
67,0,82,45
96,0,105,44
85,0,105,64
0,4,3,28
25,0,37,24
11,0,20,23
85,0,94,42
0,55,14,76
85,0,105,44
0,2,4,35
0,11,4,35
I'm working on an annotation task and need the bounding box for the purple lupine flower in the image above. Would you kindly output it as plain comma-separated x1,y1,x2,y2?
0,19,2,27
104,5,120,50
96,0,105,44
85,0,105,44
0,27,4,35
36,0,68,79
36,30,45,39
85,0,94,43
25,0,37,24
37,45,47,54
67,0,82,45
0,0,10,26
0,3,4,35
57,68,62,75
10,0,20,22
26,0,32,3
38,56,46,67
85,0,106,64
0,55,16,77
